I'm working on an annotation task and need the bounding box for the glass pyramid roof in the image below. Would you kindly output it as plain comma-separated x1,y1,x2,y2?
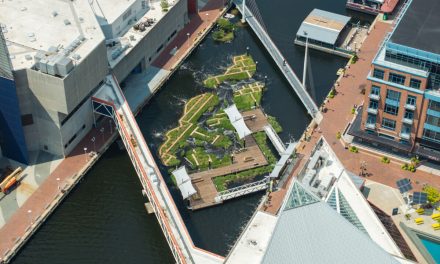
326,187,367,234
284,181,320,211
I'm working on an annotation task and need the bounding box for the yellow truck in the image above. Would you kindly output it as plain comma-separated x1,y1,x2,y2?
0,167,22,194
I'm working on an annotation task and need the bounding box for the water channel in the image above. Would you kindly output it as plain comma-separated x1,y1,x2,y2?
12,0,371,263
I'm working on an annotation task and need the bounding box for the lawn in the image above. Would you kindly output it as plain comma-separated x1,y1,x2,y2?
253,131,278,164
213,165,273,192
203,54,256,88
233,82,264,111
267,115,283,133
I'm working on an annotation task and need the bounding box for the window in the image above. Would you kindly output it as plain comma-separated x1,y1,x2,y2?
367,114,376,125
379,133,394,140
373,68,385,79
401,124,411,134
21,114,34,126
388,72,406,85
423,128,440,142
386,89,401,101
384,104,399,115
371,85,380,96
425,114,440,127
409,78,421,89
406,95,416,106
404,110,414,120
369,100,378,109
428,100,440,112
382,118,396,130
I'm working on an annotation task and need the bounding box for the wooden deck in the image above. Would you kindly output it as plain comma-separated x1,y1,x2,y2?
243,108,268,132
189,136,268,210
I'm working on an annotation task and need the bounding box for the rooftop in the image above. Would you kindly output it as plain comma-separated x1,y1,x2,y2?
89,0,139,26
390,0,440,55
296,9,350,45
0,0,104,71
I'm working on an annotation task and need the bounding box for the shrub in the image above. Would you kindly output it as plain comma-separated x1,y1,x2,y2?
328,89,335,99
160,0,169,11
217,18,234,32
422,185,440,204
402,163,416,172
351,108,356,114
411,156,420,166
336,132,341,139
381,156,390,164
349,146,358,153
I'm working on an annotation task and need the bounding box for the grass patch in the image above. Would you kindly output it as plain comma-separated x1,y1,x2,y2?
213,165,273,192
253,131,277,164
233,82,263,111
203,54,256,88
185,147,231,170
267,115,282,133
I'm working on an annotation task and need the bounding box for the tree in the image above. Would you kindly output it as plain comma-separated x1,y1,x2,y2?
217,18,234,32
160,0,169,11
423,185,440,204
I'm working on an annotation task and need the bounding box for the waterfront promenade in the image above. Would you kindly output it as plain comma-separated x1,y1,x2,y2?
263,18,440,216
0,0,227,262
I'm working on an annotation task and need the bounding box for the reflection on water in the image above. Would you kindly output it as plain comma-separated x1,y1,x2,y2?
13,0,357,262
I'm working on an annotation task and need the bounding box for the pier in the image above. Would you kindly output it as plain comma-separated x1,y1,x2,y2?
92,75,224,264
233,0,321,121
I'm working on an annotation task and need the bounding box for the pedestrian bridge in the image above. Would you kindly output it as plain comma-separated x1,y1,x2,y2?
233,0,321,122
91,75,224,264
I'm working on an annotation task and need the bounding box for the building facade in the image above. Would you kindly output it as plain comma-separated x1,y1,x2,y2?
350,0,440,162
0,0,189,164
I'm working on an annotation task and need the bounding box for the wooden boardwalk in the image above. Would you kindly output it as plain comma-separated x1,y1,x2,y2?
243,108,268,132
189,136,268,210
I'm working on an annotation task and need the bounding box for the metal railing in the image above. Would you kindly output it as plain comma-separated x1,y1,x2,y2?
233,0,319,118
216,178,268,202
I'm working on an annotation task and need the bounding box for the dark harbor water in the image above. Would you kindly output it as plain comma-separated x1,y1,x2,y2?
12,0,370,263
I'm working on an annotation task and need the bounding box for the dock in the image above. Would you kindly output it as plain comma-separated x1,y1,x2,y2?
189,136,268,210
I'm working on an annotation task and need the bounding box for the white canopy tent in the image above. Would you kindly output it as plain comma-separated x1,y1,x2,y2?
172,166,197,199
224,104,252,139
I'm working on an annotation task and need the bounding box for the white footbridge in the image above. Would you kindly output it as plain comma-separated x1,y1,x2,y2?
91,75,224,264
234,0,321,122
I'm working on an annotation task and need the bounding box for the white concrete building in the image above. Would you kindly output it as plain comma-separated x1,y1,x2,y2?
0,0,188,162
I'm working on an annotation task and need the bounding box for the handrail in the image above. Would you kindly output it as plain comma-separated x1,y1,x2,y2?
217,178,268,197
233,0,319,118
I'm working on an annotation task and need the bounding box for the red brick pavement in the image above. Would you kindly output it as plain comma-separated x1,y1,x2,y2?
152,0,225,70
0,118,116,262
262,20,440,215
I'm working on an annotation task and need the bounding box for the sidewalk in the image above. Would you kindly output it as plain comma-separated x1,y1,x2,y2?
0,118,116,262
0,1,229,262
262,19,440,216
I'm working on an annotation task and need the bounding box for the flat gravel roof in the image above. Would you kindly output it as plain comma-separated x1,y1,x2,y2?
391,0,440,55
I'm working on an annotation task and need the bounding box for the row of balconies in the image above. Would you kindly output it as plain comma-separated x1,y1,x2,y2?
364,121,411,140
368,93,416,111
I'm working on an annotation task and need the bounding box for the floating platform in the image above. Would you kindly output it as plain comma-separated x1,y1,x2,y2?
295,9,369,58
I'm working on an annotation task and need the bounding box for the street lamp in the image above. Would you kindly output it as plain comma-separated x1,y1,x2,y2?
246,46,250,56
27,209,32,225
186,33,190,48
56,177,60,191
100,127,105,143
264,75,268,85
91,137,96,153
255,61,258,72
84,147,88,162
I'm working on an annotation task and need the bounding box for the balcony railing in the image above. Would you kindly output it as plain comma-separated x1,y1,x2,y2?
402,118,413,125
369,94,380,100
365,123,376,130
405,104,416,111
367,107,378,115
400,132,410,140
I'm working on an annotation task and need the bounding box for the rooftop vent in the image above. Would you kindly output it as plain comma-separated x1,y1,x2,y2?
79,17,84,23
64,19,71,25
20,7,27,11
72,54,81,60
25,54,32,60
52,11,58,17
